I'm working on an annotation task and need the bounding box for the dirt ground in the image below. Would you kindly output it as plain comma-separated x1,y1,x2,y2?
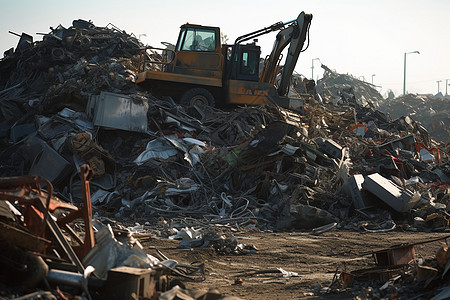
142,229,450,299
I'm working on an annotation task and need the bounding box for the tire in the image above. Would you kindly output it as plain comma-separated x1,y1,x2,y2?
180,88,215,107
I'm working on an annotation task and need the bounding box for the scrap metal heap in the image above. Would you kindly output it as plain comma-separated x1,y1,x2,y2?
378,93,450,143
0,19,449,298
0,18,142,125
315,64,384,107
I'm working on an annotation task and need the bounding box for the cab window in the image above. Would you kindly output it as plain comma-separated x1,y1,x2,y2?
176,29,186,51
240,50,258,75
180,28,216,52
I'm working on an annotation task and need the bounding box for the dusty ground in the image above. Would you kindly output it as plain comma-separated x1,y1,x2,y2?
142,229,450,299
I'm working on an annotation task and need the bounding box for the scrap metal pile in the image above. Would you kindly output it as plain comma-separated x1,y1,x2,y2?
314,64,384,107
0,19,449,298
312,65,450,143
0,18,141,128
378,93,450,143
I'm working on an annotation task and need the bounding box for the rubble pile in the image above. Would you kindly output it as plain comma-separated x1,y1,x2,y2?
314,64,384,107
378,93,450,142
0,18,449,299
0,19,142,129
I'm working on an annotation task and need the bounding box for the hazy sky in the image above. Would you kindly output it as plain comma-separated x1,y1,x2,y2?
1,0,449,97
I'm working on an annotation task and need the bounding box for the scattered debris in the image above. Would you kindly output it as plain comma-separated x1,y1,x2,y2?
329,236,450,299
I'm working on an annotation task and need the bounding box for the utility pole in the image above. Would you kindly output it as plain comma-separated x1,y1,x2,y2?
446,79,450,96
437,80,442,94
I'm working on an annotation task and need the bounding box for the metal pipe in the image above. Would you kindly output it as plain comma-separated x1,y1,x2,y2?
8,30,21,37
46,269,84,287
0,81,24,96
47,268,95,300
235,21,284,44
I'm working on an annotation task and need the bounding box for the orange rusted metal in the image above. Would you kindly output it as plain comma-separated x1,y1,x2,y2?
136,46,224,87
0,175,79,239
173,51,223,76
137,70,223,87
0,172,95,267
0,175,53,237
227,80,277,105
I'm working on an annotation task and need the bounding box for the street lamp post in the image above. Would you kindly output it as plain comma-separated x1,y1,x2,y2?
446,79,449,96
403,51,420,95
311,58,320,80
437,80,442,94
371,74,376,84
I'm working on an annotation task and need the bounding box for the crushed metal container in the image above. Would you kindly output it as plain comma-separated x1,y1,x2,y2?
363,173,420,213
101,266,168,300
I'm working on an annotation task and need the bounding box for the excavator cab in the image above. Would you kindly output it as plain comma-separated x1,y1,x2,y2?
221,42,279,105
225,43,261,82
136,23,224,106
175,25,217,52
170,24,223,80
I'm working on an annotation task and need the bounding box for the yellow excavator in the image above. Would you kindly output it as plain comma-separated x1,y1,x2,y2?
136,12,312,110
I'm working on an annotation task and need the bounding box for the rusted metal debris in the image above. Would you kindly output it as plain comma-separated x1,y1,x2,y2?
330,235,450,299
0,166,172,298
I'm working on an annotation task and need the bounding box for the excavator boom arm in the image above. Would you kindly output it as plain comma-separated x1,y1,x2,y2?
234,20,289,45
278,12,312,96
260,12,312,96
260,26,295,83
